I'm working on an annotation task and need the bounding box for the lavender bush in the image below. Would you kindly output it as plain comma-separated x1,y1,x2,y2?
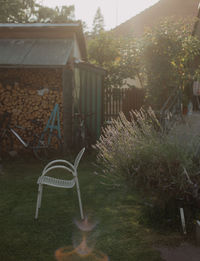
95,108,200,205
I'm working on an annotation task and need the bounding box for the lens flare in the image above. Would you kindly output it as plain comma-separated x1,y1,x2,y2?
74,216,98,232
55,236,109,261
55,214,108,260
76,235,93,256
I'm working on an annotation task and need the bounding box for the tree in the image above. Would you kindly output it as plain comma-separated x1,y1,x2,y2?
92,7,105,36
141,18,200,108
88,32,119,67
88,32,123,87
119,37,144,88
0,1,75,23
35,5,56,23
0,0,36,23
36,5,75,23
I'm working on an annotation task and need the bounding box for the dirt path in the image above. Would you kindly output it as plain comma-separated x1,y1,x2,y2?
156,243,200,261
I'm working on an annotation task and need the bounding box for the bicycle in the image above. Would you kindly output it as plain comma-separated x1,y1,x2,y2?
0,112,62,160
31,117,63,160
72,112,94,150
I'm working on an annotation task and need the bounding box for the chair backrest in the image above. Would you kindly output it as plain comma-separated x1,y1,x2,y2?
42,165,74,177
74,148,85,171
42,159,74,176
41,148,85,177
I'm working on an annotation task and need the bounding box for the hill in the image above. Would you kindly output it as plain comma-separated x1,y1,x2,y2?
113,0,199,37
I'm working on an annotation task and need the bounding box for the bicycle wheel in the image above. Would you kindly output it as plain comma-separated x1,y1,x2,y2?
32,134,48,161
0,131,13,158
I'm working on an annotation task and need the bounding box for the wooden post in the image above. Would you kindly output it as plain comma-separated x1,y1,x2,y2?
62,67,73,152
196,220,200,245
180,208,187,235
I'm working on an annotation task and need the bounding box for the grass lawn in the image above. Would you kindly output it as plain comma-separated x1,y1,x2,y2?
0,153,183,261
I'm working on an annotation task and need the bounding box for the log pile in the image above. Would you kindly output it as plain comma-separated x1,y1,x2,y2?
0,68,64,152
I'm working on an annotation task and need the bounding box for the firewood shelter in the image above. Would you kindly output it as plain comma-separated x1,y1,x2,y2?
0,23,105,151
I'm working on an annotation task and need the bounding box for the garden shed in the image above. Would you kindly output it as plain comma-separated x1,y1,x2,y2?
0,23,105,151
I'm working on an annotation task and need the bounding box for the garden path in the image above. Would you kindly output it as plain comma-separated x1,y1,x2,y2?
156,242,200,261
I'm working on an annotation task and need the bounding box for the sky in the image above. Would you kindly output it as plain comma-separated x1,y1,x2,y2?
41,0,160,30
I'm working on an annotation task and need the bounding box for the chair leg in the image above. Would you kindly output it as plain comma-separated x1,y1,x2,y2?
35,184,42,219
75,178,84,220
38,185,43,209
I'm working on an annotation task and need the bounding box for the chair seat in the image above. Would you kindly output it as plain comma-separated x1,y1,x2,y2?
37,176,75,188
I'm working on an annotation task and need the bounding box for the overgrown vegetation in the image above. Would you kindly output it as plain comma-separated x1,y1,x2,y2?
88,18,200,109
95,108,200,226
142,18,200,108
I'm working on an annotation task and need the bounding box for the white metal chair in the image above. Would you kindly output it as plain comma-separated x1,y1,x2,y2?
35,148,85,220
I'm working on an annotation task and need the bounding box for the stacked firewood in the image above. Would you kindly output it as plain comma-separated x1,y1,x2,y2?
0,68,62,89
0,82,63,150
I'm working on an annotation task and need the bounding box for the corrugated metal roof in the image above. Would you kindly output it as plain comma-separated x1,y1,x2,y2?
0,39,73,66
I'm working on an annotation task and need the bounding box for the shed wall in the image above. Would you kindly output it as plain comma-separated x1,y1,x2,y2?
74,66,104,140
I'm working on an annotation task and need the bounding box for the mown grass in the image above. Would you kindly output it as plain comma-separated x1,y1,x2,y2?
0,154,182,261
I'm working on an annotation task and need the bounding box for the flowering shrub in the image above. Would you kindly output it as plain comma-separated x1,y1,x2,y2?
95,108,200,205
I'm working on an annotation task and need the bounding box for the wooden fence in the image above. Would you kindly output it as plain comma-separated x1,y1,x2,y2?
104,87,144,121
